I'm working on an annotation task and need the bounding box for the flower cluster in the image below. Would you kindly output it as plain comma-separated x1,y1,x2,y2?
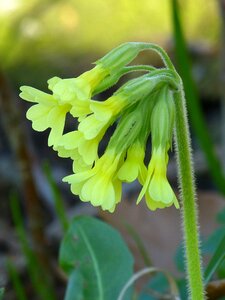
20,42,180,212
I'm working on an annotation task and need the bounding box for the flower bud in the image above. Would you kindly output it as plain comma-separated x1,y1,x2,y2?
150,86,175,149
96,42,142,72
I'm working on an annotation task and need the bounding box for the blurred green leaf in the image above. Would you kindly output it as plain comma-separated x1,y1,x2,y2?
202,227,225,254
204,233,225,284
216,207,225,224
0,288,4,300
176,278,187,300
124,223,152,267
6,260,27,300
118,267,179,300
42,160,68,232
60,216,134,300
138,273,168,299
174,243,185,273
64,270,84,300
171,0,225,196
10,192,57,300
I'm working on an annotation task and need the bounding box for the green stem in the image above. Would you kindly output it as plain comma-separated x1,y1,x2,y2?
174,88,205,299
139,42,175,71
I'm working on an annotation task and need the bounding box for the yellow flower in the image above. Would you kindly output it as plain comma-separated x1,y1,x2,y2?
78,113,110,140
48,64,109,120
54,128,104,166
117,142,147,184
78,94,129,142
63,149,123,212
53,140,92,173
137,147,179,210
20,64,108,146
20,86,70,146
90,94,129,122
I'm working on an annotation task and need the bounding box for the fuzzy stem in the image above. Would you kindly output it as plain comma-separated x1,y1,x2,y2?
174,88,205,300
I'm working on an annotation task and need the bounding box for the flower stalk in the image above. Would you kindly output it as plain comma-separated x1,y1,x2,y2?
174,88,205,300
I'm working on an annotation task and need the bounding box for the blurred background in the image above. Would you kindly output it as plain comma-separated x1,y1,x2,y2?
0,0,225,299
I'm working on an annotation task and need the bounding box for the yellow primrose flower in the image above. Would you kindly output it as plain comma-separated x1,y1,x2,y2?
77,94,129,141
117,142,147,184
20,65,109,147
20,86,70,146
90,94,129,122
48,64,109,120
63,149,123,212
137,147,179,210
78,113,111,140
53,141,92,173
54,128,105,166
136,86,179,210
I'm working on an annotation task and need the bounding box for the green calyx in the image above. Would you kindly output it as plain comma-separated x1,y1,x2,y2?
151,85,175,149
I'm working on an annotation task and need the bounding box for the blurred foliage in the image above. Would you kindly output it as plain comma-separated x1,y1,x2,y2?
0,0,220,87
171,0,225,196
60,216,134,300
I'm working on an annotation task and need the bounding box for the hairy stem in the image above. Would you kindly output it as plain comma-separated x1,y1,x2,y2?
174,88,205,299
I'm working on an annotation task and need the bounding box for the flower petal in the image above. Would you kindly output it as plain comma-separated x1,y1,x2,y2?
20,86,56,105
78,138,99,165
78,114,105,140
47,107,67,146
26,104,51,131
149,176,176,205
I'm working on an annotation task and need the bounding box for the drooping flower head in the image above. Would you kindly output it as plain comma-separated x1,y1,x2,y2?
137,86,179,210
63,100,145,212
19,42,180,212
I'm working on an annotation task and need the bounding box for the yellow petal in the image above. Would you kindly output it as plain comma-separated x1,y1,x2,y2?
53,145,73,158
149,176,176,205
145,193,171,211
78,138,98,165
136,164,154,204
81,176,115,211
90,100,112,121
70,100,91,118
52,78,91,104
26,104,51,131
47,77,61,90
113,179,122,204
90,95,126,121
20,86,56,105
117,160,139,182
47,108,67,146
63,171,92,195
26,104,50,120
70,149,92,173
58,131,82,149
78,114,105,140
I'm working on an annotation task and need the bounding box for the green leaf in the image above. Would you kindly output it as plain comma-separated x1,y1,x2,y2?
60,216,134,300
216,207,225,224
138,273,168,300
42,160,68,232
10,192,57,300
202,227,225,254
171,0,225,196
124,223,152,267
0,288,4,300
118,268,179,300
64,270,84,300
204,233,225,284
6,260,27,300
174,242,185,273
